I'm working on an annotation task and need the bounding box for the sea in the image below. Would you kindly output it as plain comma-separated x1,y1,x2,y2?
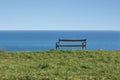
0,30,120,51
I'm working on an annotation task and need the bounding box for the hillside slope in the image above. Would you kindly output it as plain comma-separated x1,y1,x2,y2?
0,50,120,80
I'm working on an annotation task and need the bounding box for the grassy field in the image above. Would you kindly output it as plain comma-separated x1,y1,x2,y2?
0,50,120,80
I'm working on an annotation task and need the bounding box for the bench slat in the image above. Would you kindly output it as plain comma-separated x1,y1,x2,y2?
59,45,86,47
59,39,86,42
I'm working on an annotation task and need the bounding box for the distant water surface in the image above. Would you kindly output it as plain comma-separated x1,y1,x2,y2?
0,30,120,51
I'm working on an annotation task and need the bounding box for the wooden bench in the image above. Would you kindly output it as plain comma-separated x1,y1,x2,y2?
56,39,87,49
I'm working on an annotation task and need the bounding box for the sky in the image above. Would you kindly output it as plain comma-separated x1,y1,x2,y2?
0,0,120,30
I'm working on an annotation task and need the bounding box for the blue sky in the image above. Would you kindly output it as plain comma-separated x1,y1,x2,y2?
0,0,120,30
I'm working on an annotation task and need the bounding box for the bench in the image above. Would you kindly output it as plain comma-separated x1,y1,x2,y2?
56,39,87,49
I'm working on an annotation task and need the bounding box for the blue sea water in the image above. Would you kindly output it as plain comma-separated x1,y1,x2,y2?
0,30,120,51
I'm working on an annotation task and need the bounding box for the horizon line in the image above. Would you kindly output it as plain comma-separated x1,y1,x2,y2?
0,29,120,31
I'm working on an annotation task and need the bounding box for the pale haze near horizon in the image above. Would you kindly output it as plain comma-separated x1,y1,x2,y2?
0,0,120,30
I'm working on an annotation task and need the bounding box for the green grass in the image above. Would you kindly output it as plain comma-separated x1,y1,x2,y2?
0,50,120,80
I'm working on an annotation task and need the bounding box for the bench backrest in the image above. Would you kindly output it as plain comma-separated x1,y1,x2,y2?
59,39,86,42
